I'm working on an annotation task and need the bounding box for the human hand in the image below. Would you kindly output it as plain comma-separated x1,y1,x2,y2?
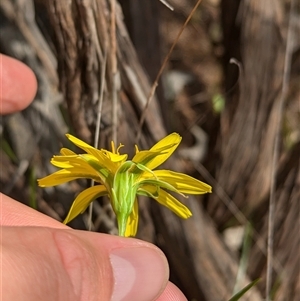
0,54,187,301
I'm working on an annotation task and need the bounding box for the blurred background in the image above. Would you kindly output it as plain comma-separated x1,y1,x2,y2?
0,0,299,300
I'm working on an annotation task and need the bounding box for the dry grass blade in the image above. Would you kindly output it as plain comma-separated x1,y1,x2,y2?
159,0,174,11
266,0,296,299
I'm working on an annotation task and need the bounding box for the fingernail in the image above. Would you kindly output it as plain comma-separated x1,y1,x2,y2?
110,247,168,301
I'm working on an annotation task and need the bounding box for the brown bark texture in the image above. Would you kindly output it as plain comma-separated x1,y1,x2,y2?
0,0,299,300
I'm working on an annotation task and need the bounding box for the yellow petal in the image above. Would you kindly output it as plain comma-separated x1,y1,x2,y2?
124,199,139,237
66,134,113,166
138,177,186,197
51,155,79,168
79,155,112,180
153,170,212,194
132,150,165,167
60,148,76,156
51,153,94,167
101,148,128,163
63,185,108,224
138,184,192,219
146,133,182,170
38,169,101,187
52,154,112,179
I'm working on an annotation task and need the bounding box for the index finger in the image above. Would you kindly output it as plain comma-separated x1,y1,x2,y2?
0,54,37,114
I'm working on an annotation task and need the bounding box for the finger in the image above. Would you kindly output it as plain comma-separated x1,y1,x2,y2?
156,282,188,301
2,226,169,301
1,194,187,300
0,54,37,114
0,193,67,228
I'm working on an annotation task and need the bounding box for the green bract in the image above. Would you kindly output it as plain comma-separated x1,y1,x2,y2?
38,133,212,237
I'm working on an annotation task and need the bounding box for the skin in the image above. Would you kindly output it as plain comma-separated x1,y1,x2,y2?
0,54,188,301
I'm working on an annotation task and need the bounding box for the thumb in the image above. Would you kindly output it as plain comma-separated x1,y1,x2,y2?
2,227,169,301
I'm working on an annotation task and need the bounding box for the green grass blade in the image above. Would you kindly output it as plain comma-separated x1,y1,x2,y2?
228,279,260,301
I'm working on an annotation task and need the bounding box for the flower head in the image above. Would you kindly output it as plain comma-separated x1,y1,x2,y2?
38,133,212,236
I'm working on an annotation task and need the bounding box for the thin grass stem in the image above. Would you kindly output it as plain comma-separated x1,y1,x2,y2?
110,0,118,144
136,0,203,143
88,48,108,231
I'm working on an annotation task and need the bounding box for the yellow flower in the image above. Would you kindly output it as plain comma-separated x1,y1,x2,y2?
38,133,212,237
